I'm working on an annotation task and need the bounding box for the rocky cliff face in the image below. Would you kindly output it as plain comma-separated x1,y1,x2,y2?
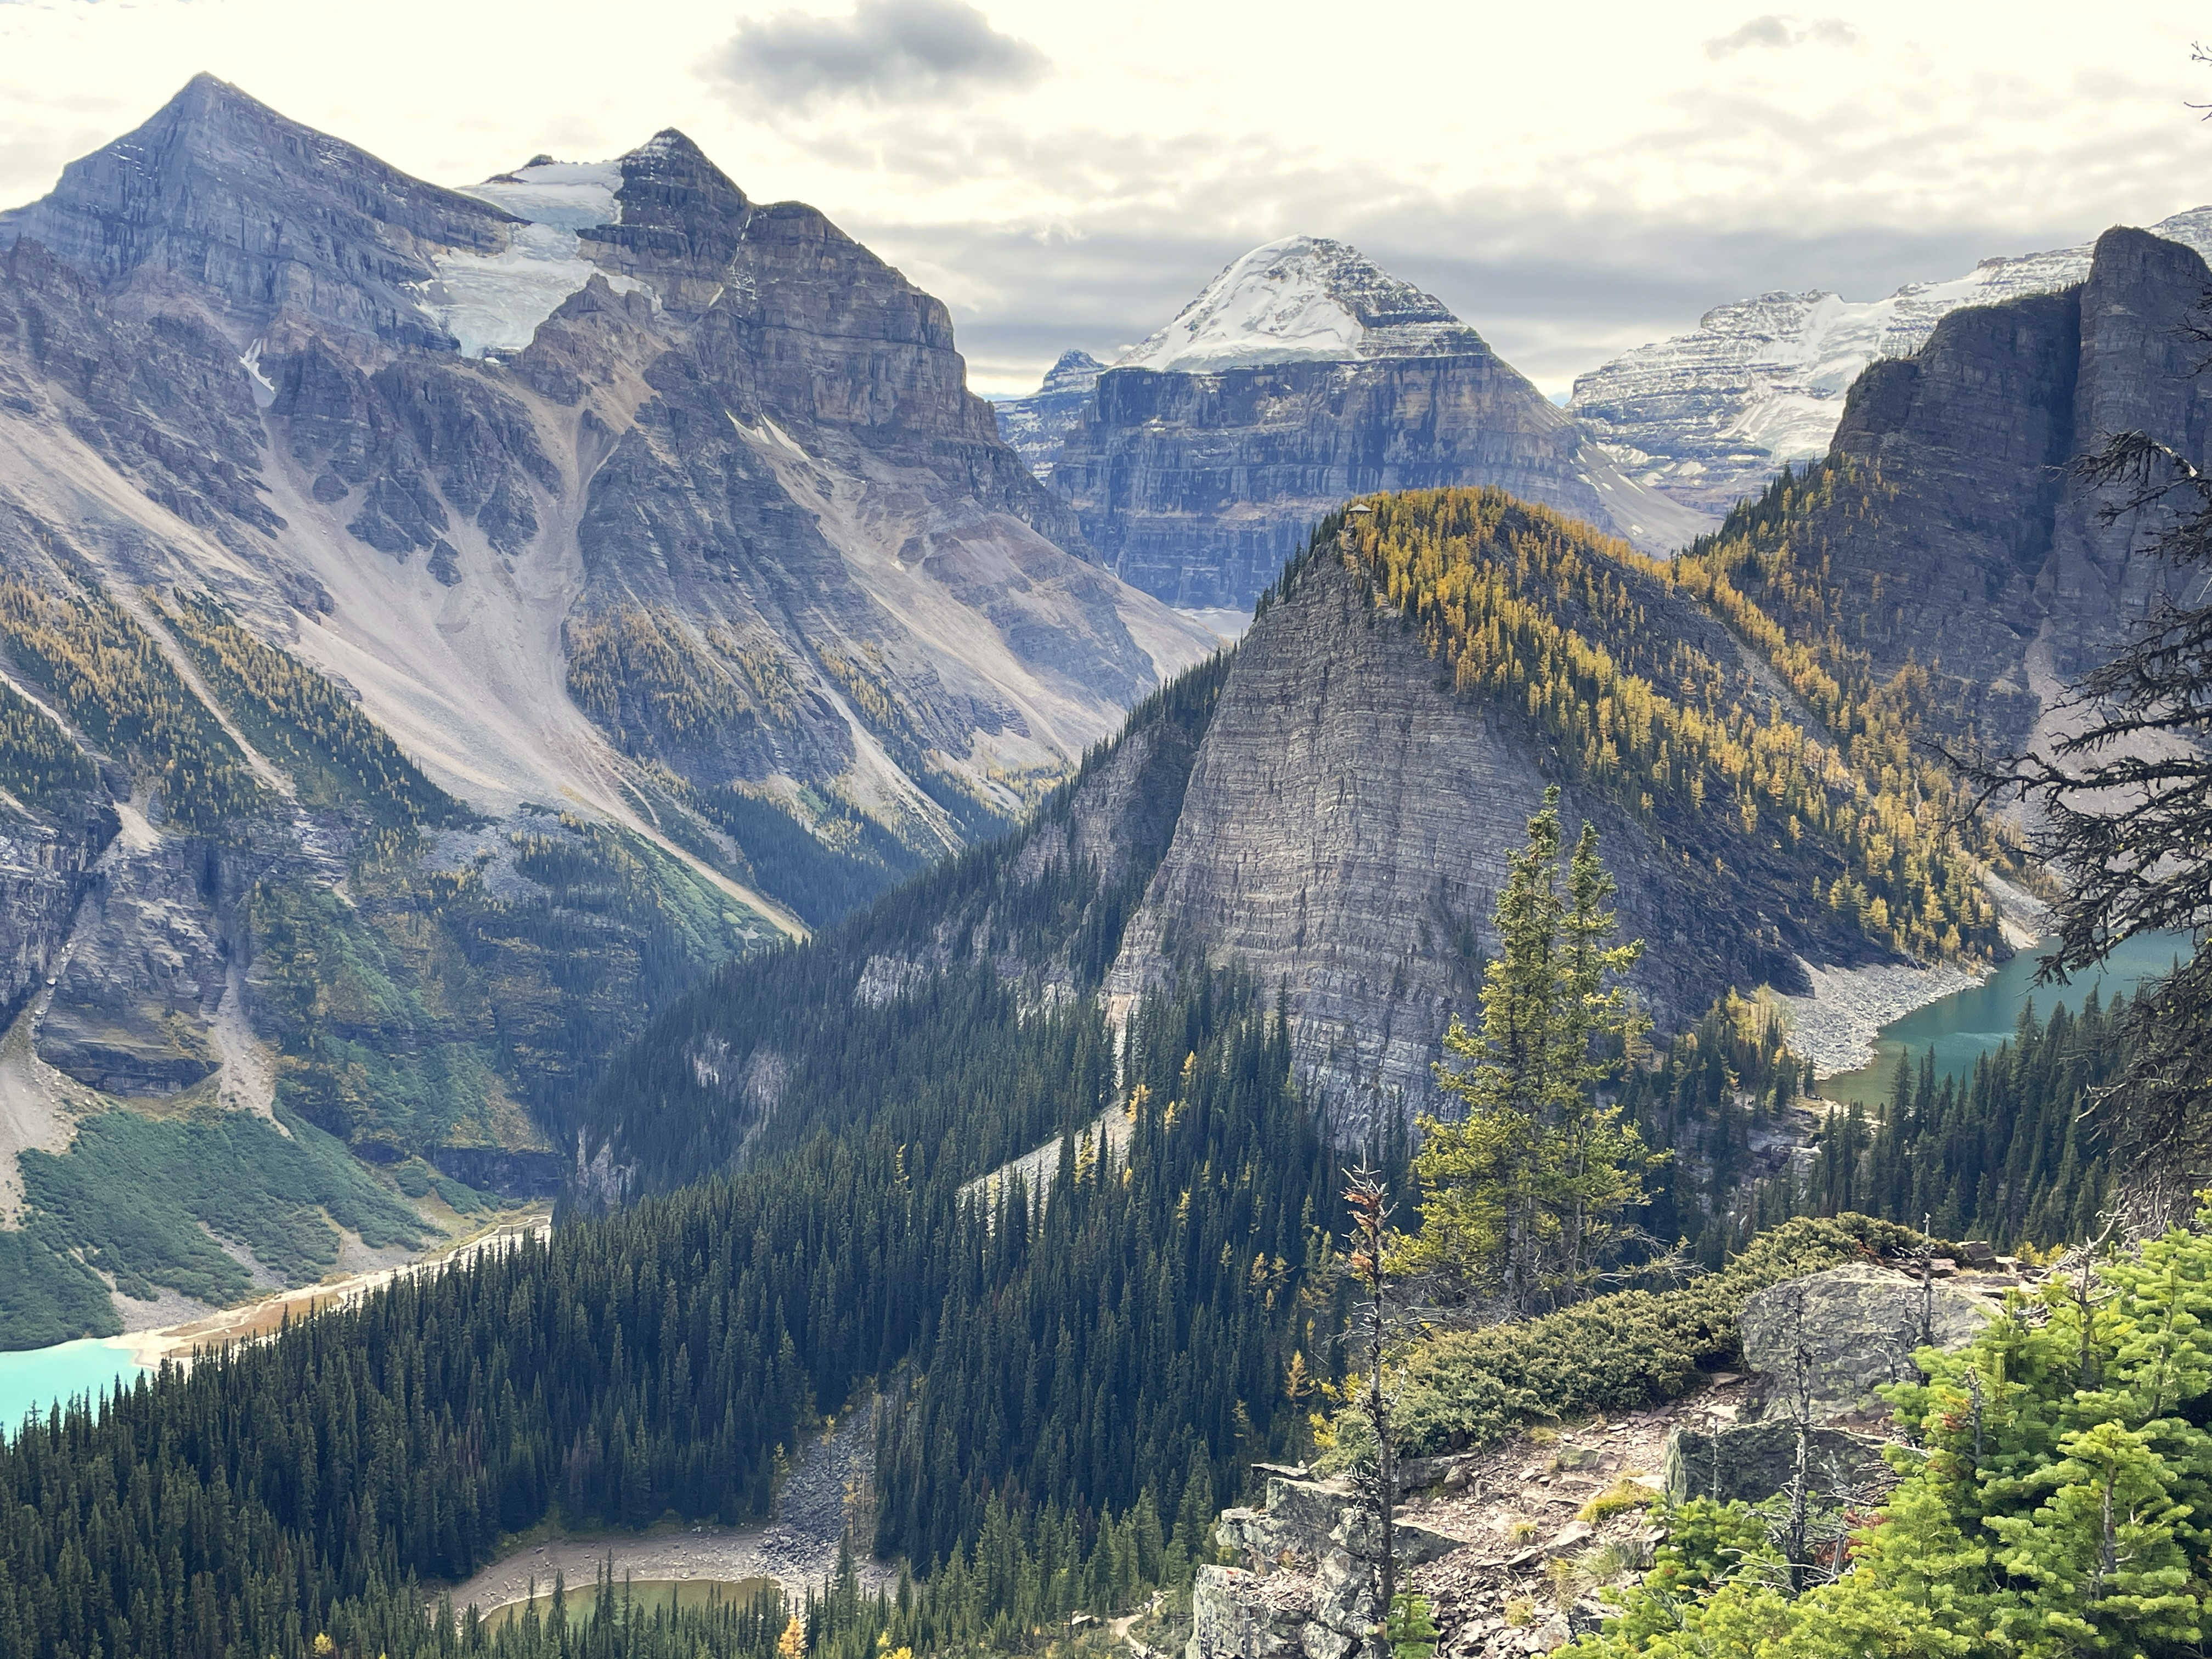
1103,549,1878,1136
0,75,1212,1341
1049,354,1711,612
992,350,1101,480
1001,239,1712,612
1730,226,2212,751
590,488,1931,1172
0,72,515,350
1570,206,2212,516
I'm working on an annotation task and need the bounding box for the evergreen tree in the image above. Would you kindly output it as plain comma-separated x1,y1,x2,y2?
1398,789,1656,1311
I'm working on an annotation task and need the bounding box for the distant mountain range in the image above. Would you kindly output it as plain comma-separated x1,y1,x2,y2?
588,221,2212,1187
995,236,1713,611
4,71,2208,1347
1570,206,2212,514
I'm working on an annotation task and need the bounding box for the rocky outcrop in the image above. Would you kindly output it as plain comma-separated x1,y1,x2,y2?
1660,1419,1889,1508
1661,1261,2006,1506
37,836,235,1096
427,1146,566,1199
0,796,116,1028
1105,552,1876,1135
1190,1475,1461,1659
1737,1263,1994,1422
1570,206,2212,516
1775,226,2212,749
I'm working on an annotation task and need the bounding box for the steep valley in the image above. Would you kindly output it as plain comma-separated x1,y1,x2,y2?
3,30,2211,1659
0,74,1216,1346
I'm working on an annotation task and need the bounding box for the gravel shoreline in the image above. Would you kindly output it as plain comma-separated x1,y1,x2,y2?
1778,955,1985,1079
443,1402,889,1615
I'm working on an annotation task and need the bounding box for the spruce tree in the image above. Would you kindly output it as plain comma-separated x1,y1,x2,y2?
1399,788,1656,1312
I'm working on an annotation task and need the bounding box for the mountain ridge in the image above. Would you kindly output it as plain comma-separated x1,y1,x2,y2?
0,73,1212,1344
1571,204,2212,514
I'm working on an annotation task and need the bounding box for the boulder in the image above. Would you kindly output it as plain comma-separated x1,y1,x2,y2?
1739,1264,1991,1421
1661,1420,1892,1506
1544,1521,1594,1557
1189,1475,1463,1659
1187,1565,1310,1659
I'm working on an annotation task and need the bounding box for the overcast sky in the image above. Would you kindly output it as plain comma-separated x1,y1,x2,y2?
1,0,2207,397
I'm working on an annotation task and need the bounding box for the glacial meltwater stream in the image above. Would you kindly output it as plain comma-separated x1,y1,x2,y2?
1817,932,2194,1105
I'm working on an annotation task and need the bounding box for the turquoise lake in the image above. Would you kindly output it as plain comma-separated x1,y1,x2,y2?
0,1338,146,1438
1818,931,2192,1107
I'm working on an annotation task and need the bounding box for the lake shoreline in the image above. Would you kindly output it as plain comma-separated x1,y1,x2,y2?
1,1210,549,1437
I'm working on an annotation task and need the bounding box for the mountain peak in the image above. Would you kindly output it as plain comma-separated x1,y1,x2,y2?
172,71,263,112
1115,235,1485,374
1039,349,1103,395
625,128,712,165
0,76,510,345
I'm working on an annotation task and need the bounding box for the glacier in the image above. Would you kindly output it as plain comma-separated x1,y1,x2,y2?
418,159,648,358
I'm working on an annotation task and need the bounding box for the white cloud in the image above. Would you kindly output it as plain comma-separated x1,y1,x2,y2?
1705,14,1858,58
0,0,2204,397
710,0,1048,107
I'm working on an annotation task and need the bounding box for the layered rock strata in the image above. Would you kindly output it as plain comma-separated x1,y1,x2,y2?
1571,206,2212,515
1105,552,1877,1136
1005,238,1712,612
1748,227,2212,751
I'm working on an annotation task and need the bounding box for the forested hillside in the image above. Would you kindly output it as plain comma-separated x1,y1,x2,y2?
1342,488,2002,960
0,970,1352,1659
564,659,1229,1188
0,571,778,1344
1623,990,2131,1262
580,486,2016,1182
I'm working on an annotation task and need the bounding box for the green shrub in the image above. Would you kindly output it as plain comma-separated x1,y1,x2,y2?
1389,1216,1928,1457
0,1227,119,1348
18,1107,425,1306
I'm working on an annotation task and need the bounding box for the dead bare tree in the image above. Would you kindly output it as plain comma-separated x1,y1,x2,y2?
1344,1169,1404,1659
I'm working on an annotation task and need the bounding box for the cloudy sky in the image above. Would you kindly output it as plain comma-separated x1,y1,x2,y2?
0,0,2207,397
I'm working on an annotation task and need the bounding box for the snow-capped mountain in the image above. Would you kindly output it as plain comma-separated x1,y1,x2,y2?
998,236,1713,608
1114,235,1486,371
1571,207,2212,514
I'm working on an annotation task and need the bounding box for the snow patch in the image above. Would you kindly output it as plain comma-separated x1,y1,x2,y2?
238,338,275,409
1115,235,1475,374
418,160,646,359
1120,238,1363,371
1572,205,2212,504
